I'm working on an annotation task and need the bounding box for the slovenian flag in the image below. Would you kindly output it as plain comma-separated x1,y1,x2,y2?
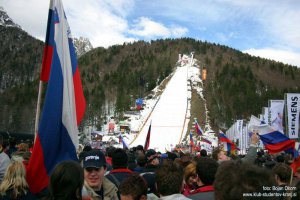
190,132,195,153
249,115,295,156
190,132,195,146
194,119,203,136
119,135,129,149
26,0,86,194
219,132,235,154
202,138,212,145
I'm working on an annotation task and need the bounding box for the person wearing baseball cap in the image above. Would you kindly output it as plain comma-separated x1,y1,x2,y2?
82,150,119,200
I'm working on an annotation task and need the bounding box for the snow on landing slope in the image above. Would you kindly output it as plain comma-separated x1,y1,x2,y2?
130,66,188,152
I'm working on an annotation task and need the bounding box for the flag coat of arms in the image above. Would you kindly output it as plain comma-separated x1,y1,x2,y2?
26,0,86,193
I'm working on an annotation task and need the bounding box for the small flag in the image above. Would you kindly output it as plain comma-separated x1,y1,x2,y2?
190,132,195,146
194,119,203,136
202,138,212,145
144,122,152,151
119,135,129,149
219,132,236,154
190,132,195,153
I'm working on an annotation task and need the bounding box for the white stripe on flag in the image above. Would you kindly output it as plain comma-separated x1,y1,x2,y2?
54,0,78,148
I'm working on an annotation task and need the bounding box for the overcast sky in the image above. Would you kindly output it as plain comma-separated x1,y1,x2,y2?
1,0,300,67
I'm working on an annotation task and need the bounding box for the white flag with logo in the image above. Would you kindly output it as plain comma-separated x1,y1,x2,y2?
269,100,285,133
262,107,269,125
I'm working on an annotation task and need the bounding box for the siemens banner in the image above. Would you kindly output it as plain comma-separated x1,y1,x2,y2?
286,93,300,139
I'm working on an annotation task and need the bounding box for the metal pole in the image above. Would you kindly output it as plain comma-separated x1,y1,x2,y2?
34,80,43,143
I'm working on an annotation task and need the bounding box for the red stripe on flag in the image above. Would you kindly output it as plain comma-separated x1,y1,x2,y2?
219,137,233,144
73,68,86,124
230,143,236,151
264,140,295,154
40,45,53,82
26,135,49,194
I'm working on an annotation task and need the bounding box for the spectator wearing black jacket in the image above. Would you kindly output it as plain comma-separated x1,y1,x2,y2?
105,148,133,197
6,138,17,159
140,149,161,195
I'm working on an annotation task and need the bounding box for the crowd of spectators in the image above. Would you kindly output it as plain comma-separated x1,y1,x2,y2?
1,133,300,200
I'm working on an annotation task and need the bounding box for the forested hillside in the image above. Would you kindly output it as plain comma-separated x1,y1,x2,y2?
79,38,300,130
1,30,300,133
0,25,43,132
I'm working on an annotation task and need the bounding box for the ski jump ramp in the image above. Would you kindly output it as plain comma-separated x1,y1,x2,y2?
130,66,188,152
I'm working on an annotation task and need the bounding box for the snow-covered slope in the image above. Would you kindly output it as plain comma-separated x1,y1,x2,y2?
126,53,216,152
130,65,188,152
96,53,218,153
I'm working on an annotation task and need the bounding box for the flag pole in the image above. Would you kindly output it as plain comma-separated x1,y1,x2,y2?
34,80,43,143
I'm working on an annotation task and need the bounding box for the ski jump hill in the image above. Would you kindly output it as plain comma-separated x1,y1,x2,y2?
130,65,189,152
